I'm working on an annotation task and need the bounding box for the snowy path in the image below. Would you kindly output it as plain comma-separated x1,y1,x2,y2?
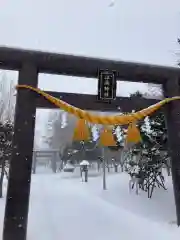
26,174,179,240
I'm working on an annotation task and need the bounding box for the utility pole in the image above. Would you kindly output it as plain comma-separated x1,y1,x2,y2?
102,147,107,190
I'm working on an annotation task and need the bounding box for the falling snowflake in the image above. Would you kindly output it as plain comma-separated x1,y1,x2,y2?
109,0,115,7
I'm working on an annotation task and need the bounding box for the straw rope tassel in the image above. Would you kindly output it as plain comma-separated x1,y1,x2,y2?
73,119,90,141
99,127,117,147
126,122,141,144
16,85,180,125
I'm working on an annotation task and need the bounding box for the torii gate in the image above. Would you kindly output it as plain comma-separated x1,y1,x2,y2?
0,47,180,240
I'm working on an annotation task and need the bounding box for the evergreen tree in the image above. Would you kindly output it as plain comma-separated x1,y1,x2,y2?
129,91,167,157
126,92,169,197
0,121,13,197
132,111,168,165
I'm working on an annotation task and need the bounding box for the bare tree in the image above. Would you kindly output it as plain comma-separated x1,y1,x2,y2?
43,111,76,150
42,110,77,171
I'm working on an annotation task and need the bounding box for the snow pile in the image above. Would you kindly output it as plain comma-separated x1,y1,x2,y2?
87,173,177,224
0,173,179,240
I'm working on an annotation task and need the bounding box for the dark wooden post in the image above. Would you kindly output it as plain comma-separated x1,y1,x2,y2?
3,63,38,240
163,77,180,226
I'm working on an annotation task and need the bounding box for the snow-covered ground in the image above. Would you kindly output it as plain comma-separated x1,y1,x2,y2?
0,170,179,240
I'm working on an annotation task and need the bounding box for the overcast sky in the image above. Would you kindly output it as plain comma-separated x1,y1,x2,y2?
0,0,180,145
1,0,180,95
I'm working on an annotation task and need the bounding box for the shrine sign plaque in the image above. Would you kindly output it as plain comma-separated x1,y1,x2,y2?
97,70,117,101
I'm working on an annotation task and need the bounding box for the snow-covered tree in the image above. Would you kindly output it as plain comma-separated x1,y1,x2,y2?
0,72,15,197
126,92,168,197
0,122,13,197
